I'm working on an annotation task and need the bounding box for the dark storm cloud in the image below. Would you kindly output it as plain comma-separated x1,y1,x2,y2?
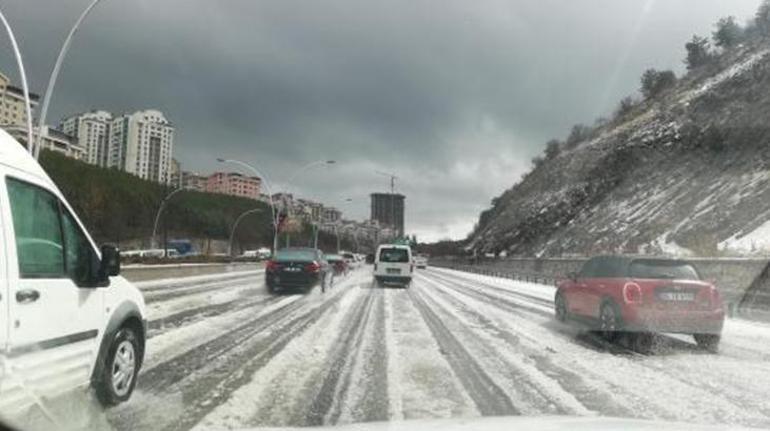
0,0,761,240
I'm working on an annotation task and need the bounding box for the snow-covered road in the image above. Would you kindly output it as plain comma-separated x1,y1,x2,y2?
97,266,770,430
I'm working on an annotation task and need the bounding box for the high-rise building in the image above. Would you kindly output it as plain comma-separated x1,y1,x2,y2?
108,110,174,184
206,172,261,199
0,71,39,129
370,193,405,237
60,110,112,167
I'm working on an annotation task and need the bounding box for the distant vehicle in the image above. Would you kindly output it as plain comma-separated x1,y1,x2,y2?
256,247,272,260
265,248,333,293
373,244,413,288
0,132,146,411
341,252,357,268
167,239,194,256
121,248,177,258
414,254,428,269
325,254,348,276
555,256,725,353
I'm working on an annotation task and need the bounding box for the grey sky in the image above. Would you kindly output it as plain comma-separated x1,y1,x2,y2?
0,0,761,241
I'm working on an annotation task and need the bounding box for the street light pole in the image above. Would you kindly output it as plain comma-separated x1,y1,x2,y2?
217,158,279,254
151,187,184,250
228,208,262,256
0,9,33,155
34,0,104,159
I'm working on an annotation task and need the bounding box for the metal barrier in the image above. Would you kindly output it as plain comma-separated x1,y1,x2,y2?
434,263,558,286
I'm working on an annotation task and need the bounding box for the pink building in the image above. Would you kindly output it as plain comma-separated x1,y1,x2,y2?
206,172,262,200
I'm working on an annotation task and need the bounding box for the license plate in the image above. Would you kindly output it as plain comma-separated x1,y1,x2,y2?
658,292,695,301
387,268,401,274
285,267,301,273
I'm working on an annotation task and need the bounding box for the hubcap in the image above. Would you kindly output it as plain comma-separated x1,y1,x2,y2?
111,340,136,397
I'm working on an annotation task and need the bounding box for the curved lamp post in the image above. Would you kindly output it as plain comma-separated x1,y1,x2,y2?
35,0,104,159
0,9,34,154
228,208,263,256
217,158,279,253
151,187,184,249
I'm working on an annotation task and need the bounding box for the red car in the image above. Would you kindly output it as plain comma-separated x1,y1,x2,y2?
555,256,725,353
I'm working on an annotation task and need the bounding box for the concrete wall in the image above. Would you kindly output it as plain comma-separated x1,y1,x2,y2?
432,256,770,316
122,262,261,282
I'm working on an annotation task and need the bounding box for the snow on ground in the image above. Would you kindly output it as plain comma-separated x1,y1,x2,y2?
719,218,770,254
680,49,770,105
100,266,770,430
135,269,263,290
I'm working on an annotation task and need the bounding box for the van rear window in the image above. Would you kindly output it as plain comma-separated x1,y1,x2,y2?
379,248,409,263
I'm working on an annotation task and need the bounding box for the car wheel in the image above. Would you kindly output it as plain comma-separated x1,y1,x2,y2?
631,332,654,354
554,292,567,323
599,301,622,342
95,327,140,406
694,333,720,353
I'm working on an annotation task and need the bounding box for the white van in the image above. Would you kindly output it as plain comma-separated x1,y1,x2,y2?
373,244,413,287
0,132,147,417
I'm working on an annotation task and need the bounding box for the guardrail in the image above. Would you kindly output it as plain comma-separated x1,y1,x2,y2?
434,263,558,286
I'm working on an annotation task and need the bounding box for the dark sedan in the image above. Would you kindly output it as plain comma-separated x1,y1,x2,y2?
265,248,333,293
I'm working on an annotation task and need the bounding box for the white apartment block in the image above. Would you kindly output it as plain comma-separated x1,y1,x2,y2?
60,110,112,167
108,110,174,184
0,71,38,129
6,125,85,160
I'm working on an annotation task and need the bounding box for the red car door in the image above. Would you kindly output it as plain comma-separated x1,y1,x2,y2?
583,257,626,318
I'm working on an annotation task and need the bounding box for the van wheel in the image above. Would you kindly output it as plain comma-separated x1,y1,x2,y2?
95,327,139,406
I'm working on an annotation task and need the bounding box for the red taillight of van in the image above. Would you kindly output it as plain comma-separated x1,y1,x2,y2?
306,261,321,273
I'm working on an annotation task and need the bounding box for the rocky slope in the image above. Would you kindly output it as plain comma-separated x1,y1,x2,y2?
469,41,770,257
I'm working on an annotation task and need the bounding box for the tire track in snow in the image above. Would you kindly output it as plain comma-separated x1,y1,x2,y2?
147,292,273,337
304,285,389,425
407,286,519,416
144,275,262,304
108,283,354,431
427,268,553,308
426,270,770,427
418,272,636,418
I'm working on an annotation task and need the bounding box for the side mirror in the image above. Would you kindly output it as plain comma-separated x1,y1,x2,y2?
100,245,121,277
567,271,578,282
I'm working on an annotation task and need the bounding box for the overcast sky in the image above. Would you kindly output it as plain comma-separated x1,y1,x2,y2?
0,0,762,241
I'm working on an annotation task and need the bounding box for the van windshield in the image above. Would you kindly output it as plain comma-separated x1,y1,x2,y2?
629,260,700,280
379,248,410,263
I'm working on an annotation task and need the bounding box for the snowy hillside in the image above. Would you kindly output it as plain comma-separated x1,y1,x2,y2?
469,42,770,257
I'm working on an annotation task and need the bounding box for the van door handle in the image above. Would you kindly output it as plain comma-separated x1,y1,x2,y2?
16,289,40,304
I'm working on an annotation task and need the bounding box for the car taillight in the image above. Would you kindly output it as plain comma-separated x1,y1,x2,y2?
410,264,414,273
306,261,321,273
623,282,642,304
266,260,280,272
374,263,378,271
